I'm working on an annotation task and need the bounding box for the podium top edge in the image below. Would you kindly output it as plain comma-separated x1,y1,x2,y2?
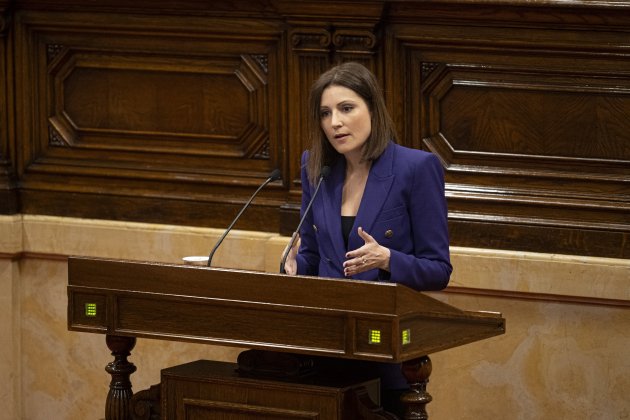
67,256,470,316
67,255,401,288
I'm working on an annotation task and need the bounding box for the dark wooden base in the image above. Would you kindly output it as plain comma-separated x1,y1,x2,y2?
160,359,397,419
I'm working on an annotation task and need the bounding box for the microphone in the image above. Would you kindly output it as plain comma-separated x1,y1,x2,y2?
207,169,282,267
280,165,331,274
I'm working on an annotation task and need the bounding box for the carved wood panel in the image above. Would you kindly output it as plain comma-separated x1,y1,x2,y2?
2,0,630,258
0,0,18,213
280,20,381,222
285,24,380,192
388,20,630,257
13,9,287,228
48,52,269,158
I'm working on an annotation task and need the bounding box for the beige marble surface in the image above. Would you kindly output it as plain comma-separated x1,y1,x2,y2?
6,215,628,300
0,259,19,420
426,293,630,420
19,259,242,419
449,247,630,301
0,215,23,255
17,215,278,269
0,215,628,419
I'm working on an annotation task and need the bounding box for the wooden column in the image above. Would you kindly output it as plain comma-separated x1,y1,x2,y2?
401,355,433,420
105,335,137,420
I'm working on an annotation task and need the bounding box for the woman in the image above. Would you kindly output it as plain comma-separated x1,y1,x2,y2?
283,62,452,416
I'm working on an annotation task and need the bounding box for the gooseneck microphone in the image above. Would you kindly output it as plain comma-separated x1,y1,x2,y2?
207,169,282,267
280,165,331,274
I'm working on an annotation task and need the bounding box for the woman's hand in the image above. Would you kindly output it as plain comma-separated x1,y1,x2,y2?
343,227,391,277
281,233,300,275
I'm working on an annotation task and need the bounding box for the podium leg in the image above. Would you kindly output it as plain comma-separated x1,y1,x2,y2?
400,355,433,420
105,335,137,420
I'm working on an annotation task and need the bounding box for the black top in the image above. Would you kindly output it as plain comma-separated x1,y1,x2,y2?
341,216,355,250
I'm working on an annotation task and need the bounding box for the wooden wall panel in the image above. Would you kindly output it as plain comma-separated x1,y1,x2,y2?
0,0,18,213
280,16,382,219
13,9,288,228
2,0,629,258
385,14,630,258
49,54,269,158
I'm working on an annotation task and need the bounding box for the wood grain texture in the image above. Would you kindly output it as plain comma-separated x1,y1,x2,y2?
0,1,18,213
1,0,629,258
161,360,382,420
386,15,630,257
67,256,505,362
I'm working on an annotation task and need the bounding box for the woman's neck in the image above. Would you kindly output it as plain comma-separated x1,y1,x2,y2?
341,157,371,217
344,153,370,175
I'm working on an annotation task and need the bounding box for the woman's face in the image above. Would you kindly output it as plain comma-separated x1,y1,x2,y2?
319,85,371,160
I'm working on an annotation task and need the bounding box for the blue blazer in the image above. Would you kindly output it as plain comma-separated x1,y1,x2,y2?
296,142,452,291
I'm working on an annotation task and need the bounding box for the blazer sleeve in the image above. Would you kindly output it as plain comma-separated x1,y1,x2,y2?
295,151,320,276
387,153,452,291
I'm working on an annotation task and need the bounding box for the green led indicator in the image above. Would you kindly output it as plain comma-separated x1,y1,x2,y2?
85,303,97,317
402,329,411,345
368,329,381,344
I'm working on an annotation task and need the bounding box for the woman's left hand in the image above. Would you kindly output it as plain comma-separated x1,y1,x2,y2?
281,233,300,275
343,227,391,277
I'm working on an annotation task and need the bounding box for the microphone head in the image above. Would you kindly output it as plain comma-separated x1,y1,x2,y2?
269,168,282,181
320,166,331,179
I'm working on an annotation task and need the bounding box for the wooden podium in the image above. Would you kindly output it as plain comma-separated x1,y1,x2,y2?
67,256,505,419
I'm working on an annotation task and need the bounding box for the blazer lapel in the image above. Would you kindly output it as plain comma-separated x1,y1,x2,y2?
320,158,347,264
348,142,396,252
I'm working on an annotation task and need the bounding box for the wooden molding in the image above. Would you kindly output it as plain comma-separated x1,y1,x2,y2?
443,286,630,309
2,0,629,258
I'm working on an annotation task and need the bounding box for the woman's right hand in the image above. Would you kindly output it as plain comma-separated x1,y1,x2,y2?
281,233,300,275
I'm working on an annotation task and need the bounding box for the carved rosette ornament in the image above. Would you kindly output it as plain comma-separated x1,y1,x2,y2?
421,62,440,80
254,141,270,159
252,54,269,74
46,43,65,63
48,125,68,147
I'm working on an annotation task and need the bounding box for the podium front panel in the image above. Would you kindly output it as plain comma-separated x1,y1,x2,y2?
68,257,505,362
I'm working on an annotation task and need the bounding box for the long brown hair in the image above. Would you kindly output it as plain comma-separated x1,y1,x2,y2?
305,62,398,185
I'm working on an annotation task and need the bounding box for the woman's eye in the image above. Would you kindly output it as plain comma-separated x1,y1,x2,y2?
342,105,353,112
320,110,330,118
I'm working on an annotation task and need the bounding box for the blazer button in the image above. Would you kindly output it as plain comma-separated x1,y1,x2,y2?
384,229,394,238
313,224,318,233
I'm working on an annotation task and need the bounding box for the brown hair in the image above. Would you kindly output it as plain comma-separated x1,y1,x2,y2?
305,62,398,185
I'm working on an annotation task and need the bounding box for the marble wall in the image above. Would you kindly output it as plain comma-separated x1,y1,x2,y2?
0,215,628,419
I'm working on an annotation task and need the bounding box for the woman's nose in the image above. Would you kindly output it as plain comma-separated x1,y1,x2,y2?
331,111,342,127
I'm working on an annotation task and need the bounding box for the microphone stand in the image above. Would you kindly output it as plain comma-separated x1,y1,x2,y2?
279,166,330,274
208,169,281,267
